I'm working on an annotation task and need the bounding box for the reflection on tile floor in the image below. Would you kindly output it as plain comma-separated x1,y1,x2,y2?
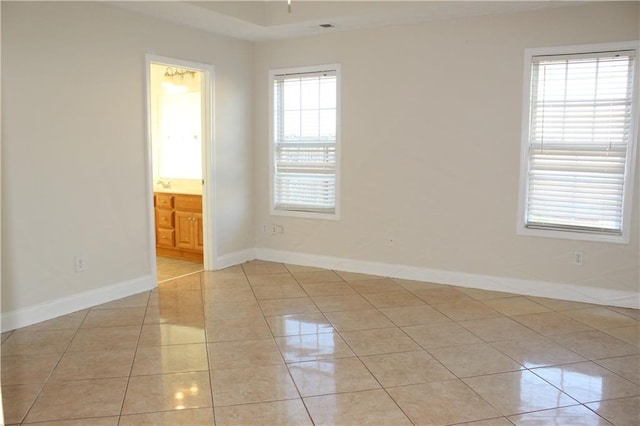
2,260,639,425
157,256,204,282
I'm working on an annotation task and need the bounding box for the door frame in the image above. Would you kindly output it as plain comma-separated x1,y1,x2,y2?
144,54,216,276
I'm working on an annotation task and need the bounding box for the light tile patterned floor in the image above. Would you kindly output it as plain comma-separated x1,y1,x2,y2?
1,260,639,425
156,256,204,282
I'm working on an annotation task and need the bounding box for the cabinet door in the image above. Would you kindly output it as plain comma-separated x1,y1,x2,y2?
194,213,204,251
175,211,195,249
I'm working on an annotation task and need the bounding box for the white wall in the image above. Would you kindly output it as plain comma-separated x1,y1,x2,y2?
253,2,640,306
1,2,254,329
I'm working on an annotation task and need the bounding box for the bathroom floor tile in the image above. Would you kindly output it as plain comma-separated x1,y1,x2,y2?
25,377,128,423
380,304,450,326
119,408,215,426
242,260,290,275
274,331,354,362
50,348,135,381
138,322,206,346
431,300,501,321
512,311,594,336
311,294,373,312
3,264,637,425
81,307,146,328
207,338,284,369
595,355,640,384
259,297,320,316
1,331,13,343
157,273,202,291
362,290,425,308
324,309,395,331
203,286,256,303
562,307,638,331
460,317,541,343
131,343,209,375
203,300,263,321
609,307,640,320
211,364,298,406
291,270,343,284
508,404,613,425
304,389,412,425
412,287,473,305
299,281,358,297
456,288,518,301
603,325,640,347
585,396,640,426
17,310,88,332
252,283,307,300
67,326,141,352
464,370,578,416
247,272,297,286
402,322,482,349
1,384,42,424
335,270,383,281
549,330,639,360
2,329,76,355
387,380,500,425
483,296,550,316
266,313,334,336
93,292,150,310
360,350,455,387
429,343,524,377
348,278,404,294
340,327,420,356
215,399,312,425
530,361,639,403
288,357,380,397
1,353,62,385
491,336,586,368
122,371,212,414
205,316,272,342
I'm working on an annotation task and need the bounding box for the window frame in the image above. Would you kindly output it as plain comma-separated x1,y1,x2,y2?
517,41,640,244
268,64,341,220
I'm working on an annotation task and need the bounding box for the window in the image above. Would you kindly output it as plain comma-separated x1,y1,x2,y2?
270,65,340,219
518,42,639,243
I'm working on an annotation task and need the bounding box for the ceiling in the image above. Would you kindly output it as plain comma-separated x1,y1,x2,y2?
111,1,584,41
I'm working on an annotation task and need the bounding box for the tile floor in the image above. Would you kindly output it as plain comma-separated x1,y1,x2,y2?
156,256,204,283
1,260,639,425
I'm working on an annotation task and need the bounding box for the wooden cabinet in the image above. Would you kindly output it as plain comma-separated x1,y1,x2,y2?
155,192,203,261
175,211,203,251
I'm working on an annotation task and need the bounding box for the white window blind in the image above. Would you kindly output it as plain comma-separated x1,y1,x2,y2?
524,50,636,236
272,69,338,215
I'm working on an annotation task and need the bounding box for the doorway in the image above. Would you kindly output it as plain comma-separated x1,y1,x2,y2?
145,55,215,282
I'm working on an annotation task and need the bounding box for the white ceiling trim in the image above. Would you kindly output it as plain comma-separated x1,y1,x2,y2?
110,1,585,42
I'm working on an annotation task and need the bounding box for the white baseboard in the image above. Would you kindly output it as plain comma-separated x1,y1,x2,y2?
214,248,256,270
3,248,636,333
255,248,640,309
1,274,156,333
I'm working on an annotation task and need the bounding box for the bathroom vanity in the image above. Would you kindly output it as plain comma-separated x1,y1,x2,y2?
154,192,203,261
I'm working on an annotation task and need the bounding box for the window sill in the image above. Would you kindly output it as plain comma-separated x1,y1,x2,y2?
516,224,629,244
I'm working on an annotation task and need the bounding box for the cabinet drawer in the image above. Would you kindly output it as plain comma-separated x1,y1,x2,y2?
156,210,174,229
156,228,175,248
156,194,174,210
174,195,202,212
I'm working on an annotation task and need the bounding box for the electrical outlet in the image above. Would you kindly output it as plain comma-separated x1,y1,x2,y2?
75,256,87,272
272,224,284,234
573,250,584,266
